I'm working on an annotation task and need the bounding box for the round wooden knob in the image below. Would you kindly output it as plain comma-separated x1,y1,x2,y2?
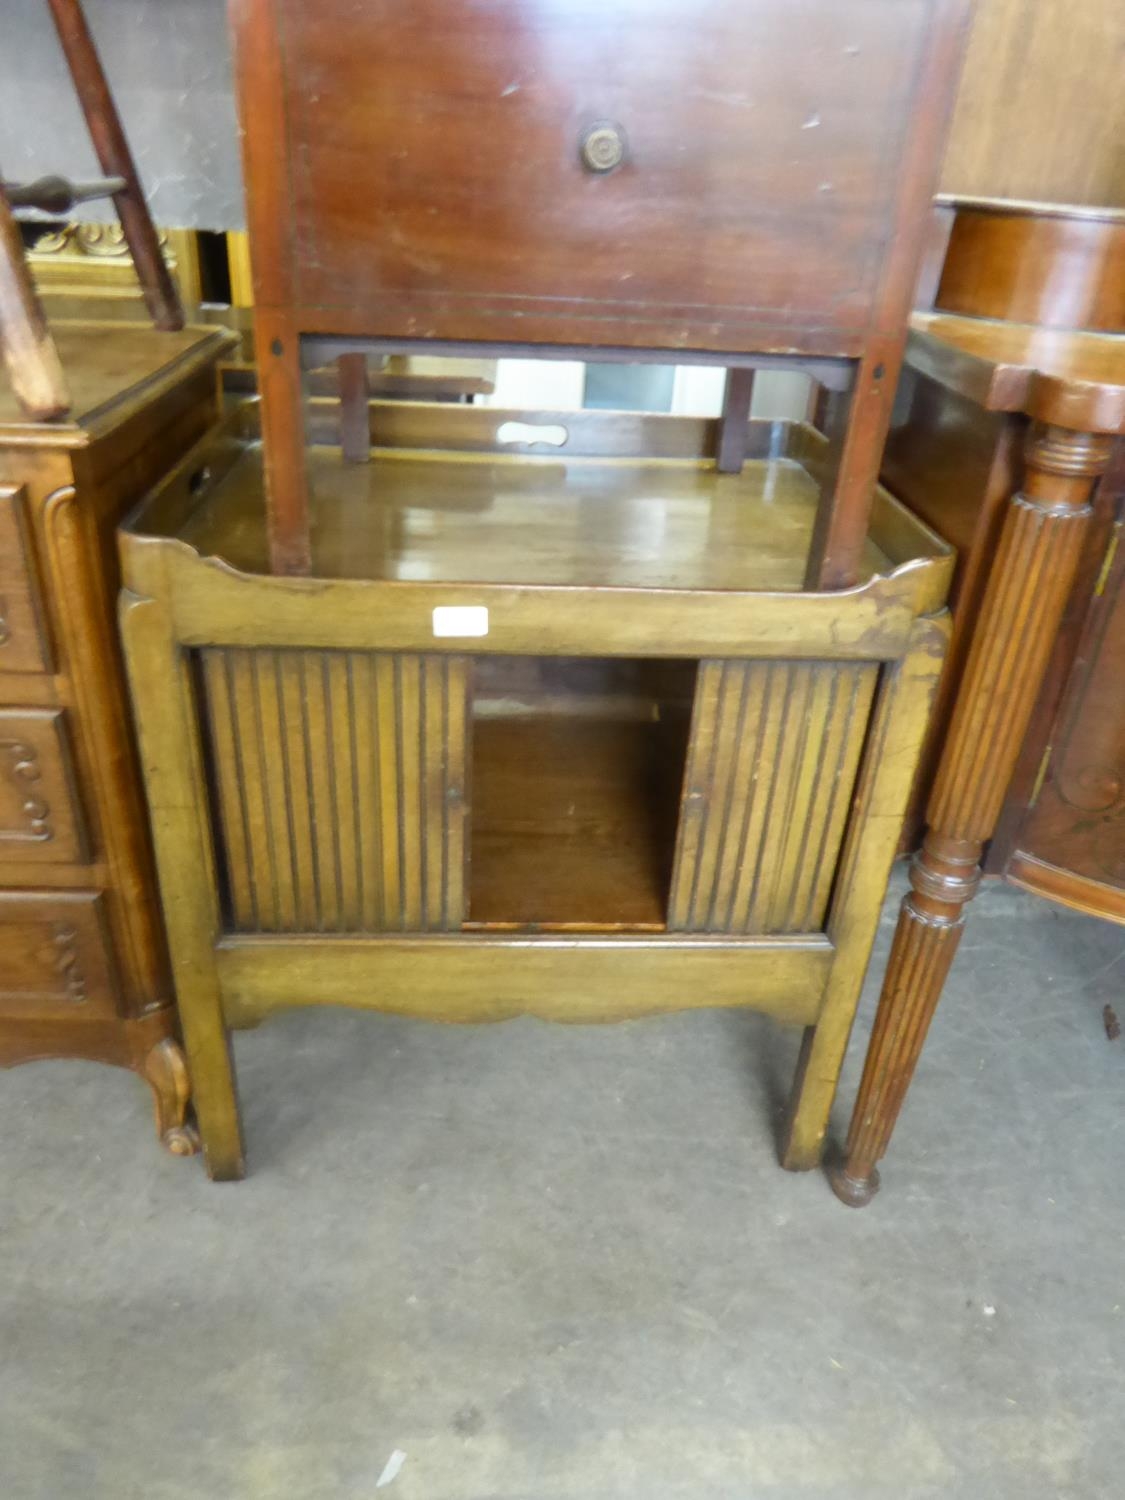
580,122,626,174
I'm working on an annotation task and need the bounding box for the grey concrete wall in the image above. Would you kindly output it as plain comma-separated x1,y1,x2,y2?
0,0,243,230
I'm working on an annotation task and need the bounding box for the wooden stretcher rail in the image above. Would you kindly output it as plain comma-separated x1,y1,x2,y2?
216,933,833,1028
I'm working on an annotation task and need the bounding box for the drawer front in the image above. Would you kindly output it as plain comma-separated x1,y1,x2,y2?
0,486,52,674
0,890,118,1019
0,709,89,865
278,0,937,344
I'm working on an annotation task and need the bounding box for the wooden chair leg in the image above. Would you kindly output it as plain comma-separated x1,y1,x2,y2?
804,338,901,591
716,369,755,473
0,187,70,420
257,310,312,575
829,423,1113,1206
338,353,371,462
780,616,949,1170
45,0,183,331
805,379,828,431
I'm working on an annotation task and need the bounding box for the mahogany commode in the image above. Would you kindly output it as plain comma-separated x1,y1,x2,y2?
121,0,972,1180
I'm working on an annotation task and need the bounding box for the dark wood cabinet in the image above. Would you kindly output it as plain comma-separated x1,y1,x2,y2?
0,319,233,1153
261,0,939,351
992,452,1125,919
231,0,972,580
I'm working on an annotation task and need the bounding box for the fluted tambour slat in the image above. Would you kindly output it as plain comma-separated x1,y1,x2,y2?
199,648,469,933
668,660,878,934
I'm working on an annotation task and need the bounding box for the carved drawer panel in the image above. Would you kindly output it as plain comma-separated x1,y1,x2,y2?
0,486,52,674
0,709,90,865
0,890,117,1019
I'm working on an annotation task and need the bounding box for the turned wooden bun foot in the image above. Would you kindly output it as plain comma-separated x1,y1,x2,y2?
827,1161,880,1208
160,1120,201,1157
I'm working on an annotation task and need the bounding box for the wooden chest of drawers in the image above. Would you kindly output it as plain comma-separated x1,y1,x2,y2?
0,319,234,1154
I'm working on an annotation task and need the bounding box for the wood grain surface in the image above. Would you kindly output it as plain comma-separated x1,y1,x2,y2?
942,0,1125,209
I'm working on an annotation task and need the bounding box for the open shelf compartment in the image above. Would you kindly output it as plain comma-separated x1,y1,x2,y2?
194,643,883,941
468,656,695,931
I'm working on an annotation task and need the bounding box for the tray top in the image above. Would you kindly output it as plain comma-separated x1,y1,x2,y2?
181,446,894,590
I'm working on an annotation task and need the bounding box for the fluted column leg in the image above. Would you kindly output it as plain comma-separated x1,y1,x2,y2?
830,423,1113,1206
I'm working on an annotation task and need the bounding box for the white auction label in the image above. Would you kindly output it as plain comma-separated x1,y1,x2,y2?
432,605,489,638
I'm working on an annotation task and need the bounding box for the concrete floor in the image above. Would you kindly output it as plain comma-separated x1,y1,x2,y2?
2,873,1123,1500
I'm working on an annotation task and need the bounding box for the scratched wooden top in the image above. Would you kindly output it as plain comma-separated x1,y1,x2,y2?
0,321,235,439
909,313,1125,430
